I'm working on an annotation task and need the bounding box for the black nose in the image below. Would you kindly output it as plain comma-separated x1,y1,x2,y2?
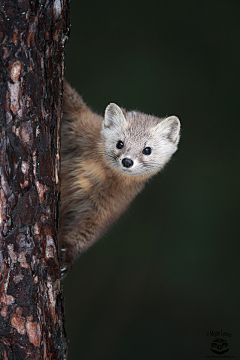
122,158,133,168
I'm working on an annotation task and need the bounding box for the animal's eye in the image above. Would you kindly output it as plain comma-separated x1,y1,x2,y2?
116,141,124,149
142,147,151,155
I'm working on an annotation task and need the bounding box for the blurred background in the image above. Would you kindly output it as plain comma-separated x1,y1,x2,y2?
63,1,240,359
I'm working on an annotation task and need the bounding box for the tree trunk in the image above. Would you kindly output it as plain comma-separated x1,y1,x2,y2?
0,1,70,358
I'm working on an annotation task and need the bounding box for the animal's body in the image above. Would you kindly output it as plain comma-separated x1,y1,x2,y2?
60,80,180,276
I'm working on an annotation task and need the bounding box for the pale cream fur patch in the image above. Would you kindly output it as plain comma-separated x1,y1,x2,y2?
77,176,92,192
80,160,106,182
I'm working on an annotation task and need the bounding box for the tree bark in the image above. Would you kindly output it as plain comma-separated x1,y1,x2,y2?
0,1,70,358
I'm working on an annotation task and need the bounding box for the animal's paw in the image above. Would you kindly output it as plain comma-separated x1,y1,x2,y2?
59,247,73,279
60,265,69,279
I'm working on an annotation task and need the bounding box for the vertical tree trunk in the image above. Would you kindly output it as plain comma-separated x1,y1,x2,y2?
0,1,70,358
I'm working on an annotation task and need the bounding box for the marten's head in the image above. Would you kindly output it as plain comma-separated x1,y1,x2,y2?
100,103,181,177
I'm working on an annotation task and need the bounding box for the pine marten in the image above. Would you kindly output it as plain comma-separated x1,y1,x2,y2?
59,80,181,277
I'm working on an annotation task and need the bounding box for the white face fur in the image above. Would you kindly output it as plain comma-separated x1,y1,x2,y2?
100,103,181,177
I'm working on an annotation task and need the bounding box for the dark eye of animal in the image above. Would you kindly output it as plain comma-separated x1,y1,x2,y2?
116,141,124,149
142,147,152,155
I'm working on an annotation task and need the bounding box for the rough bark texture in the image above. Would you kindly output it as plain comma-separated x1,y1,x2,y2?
0,1,70,358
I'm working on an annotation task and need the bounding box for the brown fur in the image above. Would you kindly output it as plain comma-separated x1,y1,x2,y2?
60,80,180,276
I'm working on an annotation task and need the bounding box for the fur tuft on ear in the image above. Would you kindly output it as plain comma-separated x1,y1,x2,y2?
103,103,127,128
152,116,180,144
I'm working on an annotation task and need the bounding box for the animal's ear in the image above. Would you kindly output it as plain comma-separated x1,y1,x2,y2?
152,116,180,144
103,103,127,128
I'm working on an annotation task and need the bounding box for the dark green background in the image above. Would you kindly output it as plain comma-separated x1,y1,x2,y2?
63,1,240,359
